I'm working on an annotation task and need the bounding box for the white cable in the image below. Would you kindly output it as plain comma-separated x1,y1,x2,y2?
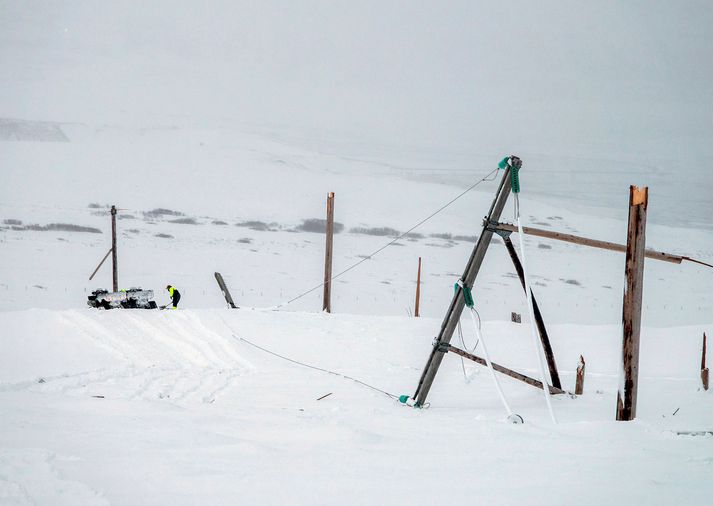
514,194,558,424
467,307,518,420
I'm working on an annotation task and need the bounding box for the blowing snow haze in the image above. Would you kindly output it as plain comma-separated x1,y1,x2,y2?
1,0,712,226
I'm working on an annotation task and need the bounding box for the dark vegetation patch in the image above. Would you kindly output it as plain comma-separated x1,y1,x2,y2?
404,232,424,240
425,242,455,248
155,233,174,239
561,278,582,286
454,235,477,242
126,229,140,234
547,216,564,220
350,226,399,237
21,223,102,233
3,219,22,225
33,285,47,290
88,203,109,209
430,232,452,240
298,218,344,234
503,272,518,278
212,220,228,225
538,243,552,249
168,217,199,225
238,238,252,244
144,208,184,219
533,221,551,227
118,214,136,220
236,220,274,232
602,285,612,289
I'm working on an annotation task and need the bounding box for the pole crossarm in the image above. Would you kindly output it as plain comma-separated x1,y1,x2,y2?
445,344,566,395
488,221,684,264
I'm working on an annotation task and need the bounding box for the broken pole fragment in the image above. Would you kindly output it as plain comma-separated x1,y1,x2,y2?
616,186,648,421
214,272,238,309
415,256,422,317
575,355,586,395
702,332,709,391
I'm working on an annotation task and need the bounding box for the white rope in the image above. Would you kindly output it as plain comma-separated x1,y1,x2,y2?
514,193,558,424
467,307,518,421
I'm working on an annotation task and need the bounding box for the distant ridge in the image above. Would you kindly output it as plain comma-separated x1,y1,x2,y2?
0,118,69,142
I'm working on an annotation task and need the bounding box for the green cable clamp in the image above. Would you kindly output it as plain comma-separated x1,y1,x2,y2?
454,281,474,308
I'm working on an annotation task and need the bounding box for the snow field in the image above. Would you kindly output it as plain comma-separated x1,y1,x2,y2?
1,308,711,504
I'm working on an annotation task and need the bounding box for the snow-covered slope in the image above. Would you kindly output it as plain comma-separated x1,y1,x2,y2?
1,308,711,505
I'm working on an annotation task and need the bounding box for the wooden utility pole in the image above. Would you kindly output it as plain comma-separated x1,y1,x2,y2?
323,192,335,313
702,332,709,391
415,257,422,317
575,355,586,395
502,235,561,389
616,186,648,421
413,162,515,407
111,205,118,292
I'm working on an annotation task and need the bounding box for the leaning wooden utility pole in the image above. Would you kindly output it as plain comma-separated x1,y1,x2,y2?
702,332,709,391
414,257,422,317
616,186,648,421
413,164,514,407
501,235,561,389
323,192,335,313
111,205,118,292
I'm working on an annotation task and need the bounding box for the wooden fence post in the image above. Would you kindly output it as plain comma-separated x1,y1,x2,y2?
415,257,422,317
575,355,585,395
702,332,709,391
616,186,648,421
323,192,335,313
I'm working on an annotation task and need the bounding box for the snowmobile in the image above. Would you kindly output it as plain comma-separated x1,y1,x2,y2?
87,288,157,310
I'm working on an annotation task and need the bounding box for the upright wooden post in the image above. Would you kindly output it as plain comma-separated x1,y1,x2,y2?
616,186,648,421
111,205,118,292
414,257,422,317
323,192,335,313
702,332,709,391
575,355,585,395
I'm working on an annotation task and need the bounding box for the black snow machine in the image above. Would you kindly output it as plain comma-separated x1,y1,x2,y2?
87,288,158,310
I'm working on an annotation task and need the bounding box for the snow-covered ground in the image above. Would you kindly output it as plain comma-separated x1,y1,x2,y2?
1,308,712,505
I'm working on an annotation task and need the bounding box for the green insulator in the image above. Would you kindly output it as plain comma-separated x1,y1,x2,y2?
511,165,520,193
399,395,410,404
498,156,510,170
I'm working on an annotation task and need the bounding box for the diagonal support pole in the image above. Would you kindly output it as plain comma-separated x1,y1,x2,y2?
412,166,513,407
501,235,562,390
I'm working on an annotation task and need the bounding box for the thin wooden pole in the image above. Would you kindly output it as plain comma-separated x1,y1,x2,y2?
89,247,113,281
414,257,422,317
702,332,709,391
491,222,681,264
323,192,335,313
502,235,561,389
575,355,586,395
616,186,648,421
111,205,118,292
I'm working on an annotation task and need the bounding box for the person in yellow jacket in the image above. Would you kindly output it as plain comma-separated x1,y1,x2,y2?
166,285,181,309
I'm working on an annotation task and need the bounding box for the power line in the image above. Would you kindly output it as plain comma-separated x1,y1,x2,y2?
281,168,499,307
